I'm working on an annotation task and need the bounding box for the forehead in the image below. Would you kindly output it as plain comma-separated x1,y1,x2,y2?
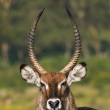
41,73,66,84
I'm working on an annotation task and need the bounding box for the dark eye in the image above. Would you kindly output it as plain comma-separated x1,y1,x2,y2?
61,81,66,86
40,82,45,87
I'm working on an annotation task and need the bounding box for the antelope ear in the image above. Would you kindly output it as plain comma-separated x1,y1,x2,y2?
67,62,87,86
20,64,40,87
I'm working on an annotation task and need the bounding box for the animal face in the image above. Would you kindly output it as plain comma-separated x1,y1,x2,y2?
40,73,66,109
40,73,66,98
20,62,86,109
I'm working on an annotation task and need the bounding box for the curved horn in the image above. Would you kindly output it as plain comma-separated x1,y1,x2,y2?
28,8,47,75
60,7,81,74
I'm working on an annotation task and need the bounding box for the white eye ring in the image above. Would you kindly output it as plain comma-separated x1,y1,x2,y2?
58,79,66,89
40,80,49,90
61,81,66,86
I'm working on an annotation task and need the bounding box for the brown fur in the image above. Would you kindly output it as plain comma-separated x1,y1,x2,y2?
41,73,66,84
36,73,78,110
40,73,66,99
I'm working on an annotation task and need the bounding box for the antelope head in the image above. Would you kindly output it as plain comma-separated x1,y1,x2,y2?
20,8,87,110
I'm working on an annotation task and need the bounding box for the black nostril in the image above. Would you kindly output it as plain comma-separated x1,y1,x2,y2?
49,101,54,108
54,100,59,108
49,100,59,109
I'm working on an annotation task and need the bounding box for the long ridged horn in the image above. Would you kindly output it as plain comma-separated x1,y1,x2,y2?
28,8,47,75
60,7,81,74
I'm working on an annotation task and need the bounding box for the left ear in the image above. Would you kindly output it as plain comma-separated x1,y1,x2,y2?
67,62,87,86
20,64,41,87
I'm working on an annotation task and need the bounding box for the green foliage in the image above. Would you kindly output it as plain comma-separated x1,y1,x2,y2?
79,57,110,88
0,0,110,62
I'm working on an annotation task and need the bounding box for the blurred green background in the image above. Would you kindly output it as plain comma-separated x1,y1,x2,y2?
0,0,110,110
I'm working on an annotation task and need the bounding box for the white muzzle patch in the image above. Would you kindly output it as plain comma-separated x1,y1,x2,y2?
47,98,61,110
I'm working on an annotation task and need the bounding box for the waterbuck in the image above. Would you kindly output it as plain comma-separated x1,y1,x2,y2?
20,7,96,110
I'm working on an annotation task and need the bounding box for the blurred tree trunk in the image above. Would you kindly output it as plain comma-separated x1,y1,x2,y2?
93,43,102,57
1,42,9,61
0,0,13,11
82,40,90,59
17,50,24,61
65,40,72,58
0,0,14,62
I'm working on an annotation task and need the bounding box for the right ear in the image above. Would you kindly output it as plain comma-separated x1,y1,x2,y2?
20,64,41,87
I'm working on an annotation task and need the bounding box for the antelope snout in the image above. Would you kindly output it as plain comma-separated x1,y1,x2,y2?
47,98,61,110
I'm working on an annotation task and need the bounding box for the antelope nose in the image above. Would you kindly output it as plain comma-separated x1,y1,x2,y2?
48,100,59,109
47,98,61,109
